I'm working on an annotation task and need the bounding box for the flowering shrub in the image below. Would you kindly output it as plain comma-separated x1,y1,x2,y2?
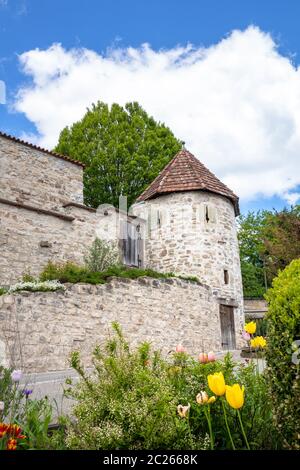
65,323,279,450
8,280,65,294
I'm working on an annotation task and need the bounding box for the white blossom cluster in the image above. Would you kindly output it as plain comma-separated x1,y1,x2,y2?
8,280,65,293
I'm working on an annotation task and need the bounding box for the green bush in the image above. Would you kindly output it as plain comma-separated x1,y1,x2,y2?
64,323,278,450
265,259,300,449
40,261,178,285
0,287,7,296
84,238,120,272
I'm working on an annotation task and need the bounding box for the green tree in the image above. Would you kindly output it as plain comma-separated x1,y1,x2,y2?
54,101,182,208
237,210,269,298
263,206,300,280
238,206,300,298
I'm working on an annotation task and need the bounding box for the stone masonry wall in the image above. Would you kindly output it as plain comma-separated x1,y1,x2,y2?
0,135,83,211
132,191,244,341
244,299,268,319
0,278,238,373
132,191,243,300
0,201,133,285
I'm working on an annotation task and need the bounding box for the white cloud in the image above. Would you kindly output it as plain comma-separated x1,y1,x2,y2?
14,26,300,204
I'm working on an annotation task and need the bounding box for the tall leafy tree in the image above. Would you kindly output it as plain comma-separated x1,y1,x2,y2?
263,206,300,279
238,211,268,298
55,101,182,208
238,206,300,297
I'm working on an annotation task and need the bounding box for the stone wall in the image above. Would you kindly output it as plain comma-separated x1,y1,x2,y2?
0,278,243,373
132,191,243,304
244,299,268,319
0,200,137,285
0,135,146,285
0,135,83,211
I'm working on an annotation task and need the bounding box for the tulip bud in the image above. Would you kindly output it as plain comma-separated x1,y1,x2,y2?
196,391,208,404
242,330,250,341
207,351,216,362
198,353,208,363
207,396,216,404
175,344,186,353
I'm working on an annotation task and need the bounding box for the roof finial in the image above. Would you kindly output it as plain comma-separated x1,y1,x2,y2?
181,142,186,150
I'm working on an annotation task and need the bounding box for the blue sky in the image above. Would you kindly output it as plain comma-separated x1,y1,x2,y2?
1,0,300,214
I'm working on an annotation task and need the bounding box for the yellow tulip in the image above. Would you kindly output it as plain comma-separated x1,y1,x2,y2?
225,384,245,409
207,372,226,396
250,336,267,349
244,321,256,334
207,396,216,404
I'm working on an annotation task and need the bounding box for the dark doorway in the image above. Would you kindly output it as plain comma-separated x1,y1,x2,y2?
121,221,143,268
220,305,236,350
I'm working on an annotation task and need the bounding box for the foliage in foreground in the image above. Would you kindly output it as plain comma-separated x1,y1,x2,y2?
0,366,60,450
265,259,300,449
65,323,279,450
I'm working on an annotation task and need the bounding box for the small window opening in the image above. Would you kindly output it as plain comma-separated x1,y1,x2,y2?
224,270,229,285
157,210,161,227
205,205,210,223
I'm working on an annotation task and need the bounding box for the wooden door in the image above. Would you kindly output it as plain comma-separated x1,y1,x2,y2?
121,221,143,267
220,305,236,350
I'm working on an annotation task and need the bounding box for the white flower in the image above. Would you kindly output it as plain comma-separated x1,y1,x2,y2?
0,401,4,411
9,280,65,293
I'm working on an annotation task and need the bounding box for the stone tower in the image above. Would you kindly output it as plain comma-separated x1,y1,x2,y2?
132,149,244,349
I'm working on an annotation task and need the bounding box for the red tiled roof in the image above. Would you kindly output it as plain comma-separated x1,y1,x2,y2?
136,149,240,215
0,131,85,168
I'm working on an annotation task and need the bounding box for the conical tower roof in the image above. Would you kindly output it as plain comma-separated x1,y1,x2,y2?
136,149,239,215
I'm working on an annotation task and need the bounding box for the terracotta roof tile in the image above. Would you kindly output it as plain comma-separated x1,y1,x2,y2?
136,149,240,215
0,131,85,168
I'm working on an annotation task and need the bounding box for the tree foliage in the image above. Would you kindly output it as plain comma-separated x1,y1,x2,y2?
238,206,300,298
263,206,300,279
54,101,182,208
